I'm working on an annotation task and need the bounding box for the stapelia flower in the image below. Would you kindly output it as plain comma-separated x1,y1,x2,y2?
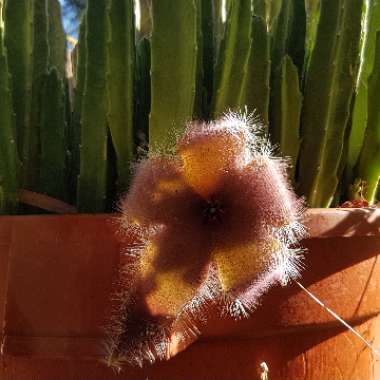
106,113,305,368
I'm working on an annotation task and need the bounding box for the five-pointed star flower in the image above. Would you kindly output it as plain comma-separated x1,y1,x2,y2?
106,113,305,368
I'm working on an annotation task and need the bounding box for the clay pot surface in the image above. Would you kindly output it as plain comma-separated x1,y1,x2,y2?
1,208,380,380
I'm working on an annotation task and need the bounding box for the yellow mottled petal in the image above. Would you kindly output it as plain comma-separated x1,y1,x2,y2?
180,134,245,198
140,242,203,317
213,240,281,291
152,178,187,202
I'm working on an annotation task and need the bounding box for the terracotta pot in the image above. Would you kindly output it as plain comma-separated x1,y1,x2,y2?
1,208,380,380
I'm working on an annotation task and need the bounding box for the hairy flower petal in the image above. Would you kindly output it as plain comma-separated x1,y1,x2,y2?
213,239,280,292
138,225,212,317
177,119,250,198
121,156,200,226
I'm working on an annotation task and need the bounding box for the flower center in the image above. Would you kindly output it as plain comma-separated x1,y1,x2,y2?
202,198,224,223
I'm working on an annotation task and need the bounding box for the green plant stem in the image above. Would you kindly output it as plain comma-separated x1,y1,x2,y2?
77,0,108,212
149,0,199,152
271,55,302,181
0,13,19,214
239,14,271,124
298,0,363,207
355,31,380,203
40,67,66,200
212,0,252,117
106,0,135,192
346,0,380,188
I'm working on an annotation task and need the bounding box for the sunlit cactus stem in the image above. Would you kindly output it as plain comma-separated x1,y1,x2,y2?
3,0,34,161
354,31,380,204
149,0,199,152
70,17,86,204
77,0,108,212
23,0,50,192
106,0,135,192
239,14,270,124
212,0,252,117
345,0,380,190
298,0,363,207
271,55,302,182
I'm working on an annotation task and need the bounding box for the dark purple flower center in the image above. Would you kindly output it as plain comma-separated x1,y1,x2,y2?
202,198,225,224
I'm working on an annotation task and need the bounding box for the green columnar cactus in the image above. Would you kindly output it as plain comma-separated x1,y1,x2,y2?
138,0,152,39
4,0,65,198
199,0,213,119
70,17,86,203
271,55,302,180
23,0,50,191
149,0,199,151
40,67,66,200
212,0,252,117
304,0,321,74
298,0,363,208
355,31,380,203
346,0,380,190
135,37,151,150
239,14,270,124
253,0,282,32
3,0,34,159
106,0,135,192
47,0,66,79
271,0,306,74
212,0,225,65
77,0,108,212
0,5,19,214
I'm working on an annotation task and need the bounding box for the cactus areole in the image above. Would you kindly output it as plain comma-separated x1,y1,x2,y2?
105,113,305,368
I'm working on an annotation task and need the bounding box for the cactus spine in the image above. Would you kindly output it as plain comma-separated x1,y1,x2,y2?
106,0,135,191
298,0,363,207
149,0,199,151
77,0,108,212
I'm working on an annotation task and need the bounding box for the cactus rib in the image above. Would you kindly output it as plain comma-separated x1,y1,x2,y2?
298,0,363,207
77,0,108,212
106,0,135,191
271,55,302,181
149,0,199,151
346,0,380,187
355,31,380,203
212,0,252,117
0,10,18,213
240,14,271,124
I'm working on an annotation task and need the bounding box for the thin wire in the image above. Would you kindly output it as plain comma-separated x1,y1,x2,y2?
295,281,380,358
